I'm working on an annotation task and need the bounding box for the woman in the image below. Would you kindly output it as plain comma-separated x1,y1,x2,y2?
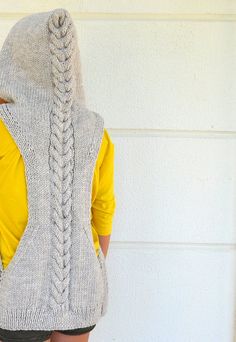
0,7,116,342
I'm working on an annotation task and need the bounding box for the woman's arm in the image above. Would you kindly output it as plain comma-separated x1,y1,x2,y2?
98,234,111,258
91,129,116,258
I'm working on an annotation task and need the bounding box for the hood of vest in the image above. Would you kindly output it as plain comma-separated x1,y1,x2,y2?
0,8,86,113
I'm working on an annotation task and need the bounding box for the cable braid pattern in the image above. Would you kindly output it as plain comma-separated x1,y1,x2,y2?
47,9,75,310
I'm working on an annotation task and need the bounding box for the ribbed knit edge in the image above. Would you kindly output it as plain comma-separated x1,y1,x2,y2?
0,305,102,330
82,111,109,318
0,103,39,281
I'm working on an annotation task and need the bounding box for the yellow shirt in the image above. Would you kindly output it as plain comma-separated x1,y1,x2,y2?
0,118,116,270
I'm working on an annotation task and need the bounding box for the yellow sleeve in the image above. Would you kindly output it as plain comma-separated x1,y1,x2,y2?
91,128,116,236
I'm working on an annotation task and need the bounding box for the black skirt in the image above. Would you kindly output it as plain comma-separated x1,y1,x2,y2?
0,324,96,342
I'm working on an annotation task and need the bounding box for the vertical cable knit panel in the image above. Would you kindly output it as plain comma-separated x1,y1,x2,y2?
47,9,75,310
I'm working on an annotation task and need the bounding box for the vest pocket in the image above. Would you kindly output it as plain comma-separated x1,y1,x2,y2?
81,225,109,313
82,225,101,268
97,248,109,316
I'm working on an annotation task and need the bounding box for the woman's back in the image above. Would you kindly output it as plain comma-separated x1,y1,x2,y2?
0,117,115,270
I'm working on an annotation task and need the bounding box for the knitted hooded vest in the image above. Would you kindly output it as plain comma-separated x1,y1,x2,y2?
0,8,108,330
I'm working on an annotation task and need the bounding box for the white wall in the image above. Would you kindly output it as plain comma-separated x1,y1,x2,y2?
1,2,236,341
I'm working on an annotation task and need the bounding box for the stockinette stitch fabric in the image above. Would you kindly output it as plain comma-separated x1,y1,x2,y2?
0,8,109,330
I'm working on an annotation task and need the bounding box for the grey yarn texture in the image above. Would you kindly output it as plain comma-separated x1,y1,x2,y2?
0,8,109,330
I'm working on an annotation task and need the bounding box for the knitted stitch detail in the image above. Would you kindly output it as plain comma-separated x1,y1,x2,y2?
47,9,75,310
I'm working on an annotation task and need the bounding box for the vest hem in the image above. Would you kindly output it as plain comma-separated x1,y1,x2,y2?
0,304,104,330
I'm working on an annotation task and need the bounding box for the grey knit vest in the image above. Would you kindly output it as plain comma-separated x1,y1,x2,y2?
0,8,108,330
